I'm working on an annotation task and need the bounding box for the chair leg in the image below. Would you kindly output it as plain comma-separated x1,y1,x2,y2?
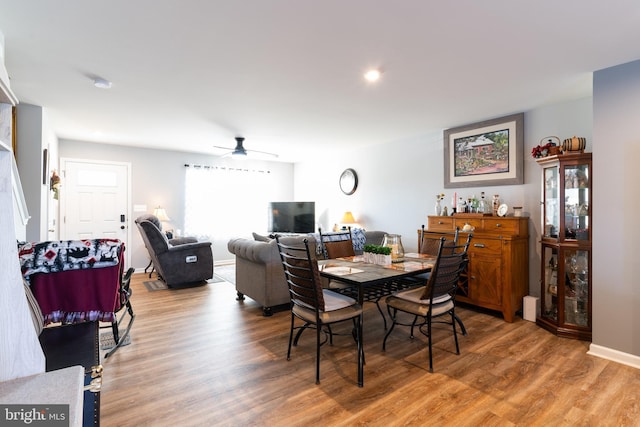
428,314,434,373
375,299,388,330
382,307,398,351
357,314,364,387
316,321,322,385
454,314,467,336
287,313,295,361
451,311,460,355
293,322,311,346
410,315,419,339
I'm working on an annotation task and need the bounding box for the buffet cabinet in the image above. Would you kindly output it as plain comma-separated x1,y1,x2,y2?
423,215,529,322
535,152,592,340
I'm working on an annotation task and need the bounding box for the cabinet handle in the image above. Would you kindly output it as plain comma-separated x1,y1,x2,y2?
495,223,502,227
438,221,443,224
473,243,485,248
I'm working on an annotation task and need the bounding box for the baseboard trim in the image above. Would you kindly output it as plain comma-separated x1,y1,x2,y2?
587,344,640,370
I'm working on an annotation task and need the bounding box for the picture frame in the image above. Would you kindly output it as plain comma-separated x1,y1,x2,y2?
444,113,524,188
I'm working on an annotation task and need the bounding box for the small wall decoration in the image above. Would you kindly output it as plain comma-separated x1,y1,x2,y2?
444,113,524,188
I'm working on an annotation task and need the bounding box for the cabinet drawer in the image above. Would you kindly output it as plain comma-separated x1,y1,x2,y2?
483,218,521,234
428,216,454,231
468,238,502,256
455,218,483,232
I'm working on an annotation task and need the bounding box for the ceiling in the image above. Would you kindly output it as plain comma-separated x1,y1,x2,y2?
1,1,639,162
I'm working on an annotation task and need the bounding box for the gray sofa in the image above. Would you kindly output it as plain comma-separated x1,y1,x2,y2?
227,230,387,316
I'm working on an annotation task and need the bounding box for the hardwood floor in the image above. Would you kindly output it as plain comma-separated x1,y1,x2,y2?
99,273,639,426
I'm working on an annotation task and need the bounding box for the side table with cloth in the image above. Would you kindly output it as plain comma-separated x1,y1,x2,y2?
18,239,134,358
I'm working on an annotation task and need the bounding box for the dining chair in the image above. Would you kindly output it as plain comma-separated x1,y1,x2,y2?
383,236,470,372
318,226,355,259
275,235,365,387
416,225,468,336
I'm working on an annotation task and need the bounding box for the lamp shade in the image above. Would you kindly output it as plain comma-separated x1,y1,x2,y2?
153,207,171,222
341,211,356,224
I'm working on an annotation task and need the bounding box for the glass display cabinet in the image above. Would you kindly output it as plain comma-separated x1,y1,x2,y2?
536,152,592,340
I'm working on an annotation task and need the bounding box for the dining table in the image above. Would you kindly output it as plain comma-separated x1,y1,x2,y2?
318,253,435,307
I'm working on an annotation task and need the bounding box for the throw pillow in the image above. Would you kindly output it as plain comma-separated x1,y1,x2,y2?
252,232,272,242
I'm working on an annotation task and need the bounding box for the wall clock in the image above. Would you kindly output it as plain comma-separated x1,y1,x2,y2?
339,168,358,195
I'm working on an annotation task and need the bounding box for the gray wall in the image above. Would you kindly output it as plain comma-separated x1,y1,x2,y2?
592,59,640,356
294,97,592,302
58,140,294,269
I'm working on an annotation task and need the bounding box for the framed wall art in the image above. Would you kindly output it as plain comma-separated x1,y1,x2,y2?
444,113,524,188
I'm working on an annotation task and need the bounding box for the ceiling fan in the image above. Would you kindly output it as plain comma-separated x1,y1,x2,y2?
213,137,279,159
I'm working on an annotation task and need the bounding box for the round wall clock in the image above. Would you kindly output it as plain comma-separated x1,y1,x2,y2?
339,168,358,195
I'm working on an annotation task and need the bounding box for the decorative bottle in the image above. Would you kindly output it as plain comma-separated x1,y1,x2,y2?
434,198,442,216
492,194,500,216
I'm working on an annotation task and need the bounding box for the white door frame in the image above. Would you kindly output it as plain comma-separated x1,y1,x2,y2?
60,157,132,268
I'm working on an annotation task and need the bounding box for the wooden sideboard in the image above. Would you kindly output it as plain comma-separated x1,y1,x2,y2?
421,215,529,322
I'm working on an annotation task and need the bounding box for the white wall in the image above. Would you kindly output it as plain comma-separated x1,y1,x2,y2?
592,59,640,357
15,104,58,243
58,139,294,268
295,97,593,299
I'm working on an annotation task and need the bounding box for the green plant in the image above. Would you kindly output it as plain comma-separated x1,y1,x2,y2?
363,244,391,255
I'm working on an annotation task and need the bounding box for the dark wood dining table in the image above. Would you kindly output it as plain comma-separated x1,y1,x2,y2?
318,253,435,306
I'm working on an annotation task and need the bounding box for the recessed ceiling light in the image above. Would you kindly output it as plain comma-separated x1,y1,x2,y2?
364,69,382,82
93,77,112,89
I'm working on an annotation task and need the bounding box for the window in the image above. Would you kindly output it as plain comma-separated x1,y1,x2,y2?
184,165,273,240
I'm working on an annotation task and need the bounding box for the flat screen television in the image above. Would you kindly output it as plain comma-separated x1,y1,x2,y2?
268,201,315,233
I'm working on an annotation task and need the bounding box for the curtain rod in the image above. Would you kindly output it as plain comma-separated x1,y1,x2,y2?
183,163,271,174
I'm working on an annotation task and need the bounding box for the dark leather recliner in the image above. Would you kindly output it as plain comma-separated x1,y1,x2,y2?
135,214,213,287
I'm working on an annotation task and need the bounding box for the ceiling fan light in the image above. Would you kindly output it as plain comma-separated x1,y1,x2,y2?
93,77,112,89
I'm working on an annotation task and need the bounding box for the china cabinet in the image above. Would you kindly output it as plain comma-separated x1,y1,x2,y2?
536,152,592,340
423,215,529,322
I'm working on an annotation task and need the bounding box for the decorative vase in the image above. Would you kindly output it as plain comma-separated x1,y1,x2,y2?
435,199,442,216
382,234,405,263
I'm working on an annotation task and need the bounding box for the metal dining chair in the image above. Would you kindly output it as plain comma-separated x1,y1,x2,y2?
276,235,365,387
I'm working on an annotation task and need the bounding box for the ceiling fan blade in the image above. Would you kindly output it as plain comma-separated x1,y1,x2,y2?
213,137,278,158
246,149,279,158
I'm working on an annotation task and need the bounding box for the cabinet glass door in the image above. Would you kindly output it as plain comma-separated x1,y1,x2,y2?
563,163,590,241
541,246,558,322
564,248,589,327
543,166,559,238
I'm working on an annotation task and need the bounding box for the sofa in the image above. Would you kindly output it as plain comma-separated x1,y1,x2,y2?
227,230,388,316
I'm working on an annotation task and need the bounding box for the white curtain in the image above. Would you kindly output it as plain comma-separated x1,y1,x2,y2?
184,165,273,240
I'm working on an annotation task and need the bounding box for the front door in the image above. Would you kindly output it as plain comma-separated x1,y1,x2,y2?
60,158,131,266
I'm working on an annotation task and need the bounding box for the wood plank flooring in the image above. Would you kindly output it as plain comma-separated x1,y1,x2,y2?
99,273,640,426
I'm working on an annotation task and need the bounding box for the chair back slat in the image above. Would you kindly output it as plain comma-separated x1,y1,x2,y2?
419,227,460,256
423,234,471,301
276,236,325,311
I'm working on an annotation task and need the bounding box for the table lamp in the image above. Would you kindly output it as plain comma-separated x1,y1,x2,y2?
153,206,172,237
341,211,356,230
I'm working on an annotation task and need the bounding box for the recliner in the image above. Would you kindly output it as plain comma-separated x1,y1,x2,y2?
135,215,214,287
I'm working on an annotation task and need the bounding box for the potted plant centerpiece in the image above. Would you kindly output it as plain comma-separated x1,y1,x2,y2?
363,244,392,266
